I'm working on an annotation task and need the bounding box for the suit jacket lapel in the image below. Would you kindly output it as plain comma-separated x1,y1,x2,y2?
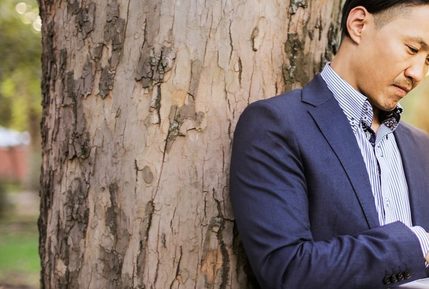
395,124,429,230
302,75,380,229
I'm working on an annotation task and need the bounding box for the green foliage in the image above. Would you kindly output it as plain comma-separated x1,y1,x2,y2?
0,0,41,132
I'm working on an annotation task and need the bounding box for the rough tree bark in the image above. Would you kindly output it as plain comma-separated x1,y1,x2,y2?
38,0,343,288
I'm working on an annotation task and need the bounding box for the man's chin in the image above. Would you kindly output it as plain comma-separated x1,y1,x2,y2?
385,105,399,112
372,102,399,113
382,96,402,112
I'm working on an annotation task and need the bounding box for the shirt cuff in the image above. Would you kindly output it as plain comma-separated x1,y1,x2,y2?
409,226,429,266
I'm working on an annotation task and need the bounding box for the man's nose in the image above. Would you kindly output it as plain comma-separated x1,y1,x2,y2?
404,56,428,84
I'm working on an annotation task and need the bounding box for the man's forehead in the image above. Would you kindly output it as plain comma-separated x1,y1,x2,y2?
374,4,429,27
377,5,429,43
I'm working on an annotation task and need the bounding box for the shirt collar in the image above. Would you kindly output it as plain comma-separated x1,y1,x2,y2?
320,63,402,133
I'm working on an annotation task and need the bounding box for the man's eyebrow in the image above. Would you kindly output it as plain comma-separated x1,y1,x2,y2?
409,37,429,50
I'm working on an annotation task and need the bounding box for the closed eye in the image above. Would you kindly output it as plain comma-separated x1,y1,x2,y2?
407,45,419,54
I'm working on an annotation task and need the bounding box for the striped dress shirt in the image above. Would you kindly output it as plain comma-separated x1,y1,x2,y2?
320,64,429,260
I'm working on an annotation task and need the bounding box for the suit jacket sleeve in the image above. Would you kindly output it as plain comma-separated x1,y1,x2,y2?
230,99,428,289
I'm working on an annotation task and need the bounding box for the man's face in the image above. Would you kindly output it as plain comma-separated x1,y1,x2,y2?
355,5,429,112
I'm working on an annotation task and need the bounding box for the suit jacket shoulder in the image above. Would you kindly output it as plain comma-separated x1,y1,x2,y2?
398,121,429,148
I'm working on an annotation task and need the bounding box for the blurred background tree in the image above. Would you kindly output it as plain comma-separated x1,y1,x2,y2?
0,0,42,190
402,79,429,133
0,1,41,287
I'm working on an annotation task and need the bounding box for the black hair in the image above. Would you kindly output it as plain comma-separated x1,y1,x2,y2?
341,0,429,37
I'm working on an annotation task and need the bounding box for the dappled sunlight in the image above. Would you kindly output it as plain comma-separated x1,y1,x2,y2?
15,2,41,32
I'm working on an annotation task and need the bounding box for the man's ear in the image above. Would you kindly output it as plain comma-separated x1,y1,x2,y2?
346,6,371,44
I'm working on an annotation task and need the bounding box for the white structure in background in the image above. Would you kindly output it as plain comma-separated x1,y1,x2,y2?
0,127,30,147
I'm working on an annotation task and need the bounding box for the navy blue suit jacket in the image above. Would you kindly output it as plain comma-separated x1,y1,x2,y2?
230,75,429,289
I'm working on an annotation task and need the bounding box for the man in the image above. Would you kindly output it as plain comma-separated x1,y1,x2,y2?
230,1,429,288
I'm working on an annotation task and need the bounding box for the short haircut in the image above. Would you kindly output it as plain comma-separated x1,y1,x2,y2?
341,0,429,37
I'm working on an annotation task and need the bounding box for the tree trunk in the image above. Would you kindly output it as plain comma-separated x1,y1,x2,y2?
38,0,342,288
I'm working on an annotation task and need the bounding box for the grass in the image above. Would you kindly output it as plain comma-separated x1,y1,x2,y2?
0,184,40,288
0,219,40,287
